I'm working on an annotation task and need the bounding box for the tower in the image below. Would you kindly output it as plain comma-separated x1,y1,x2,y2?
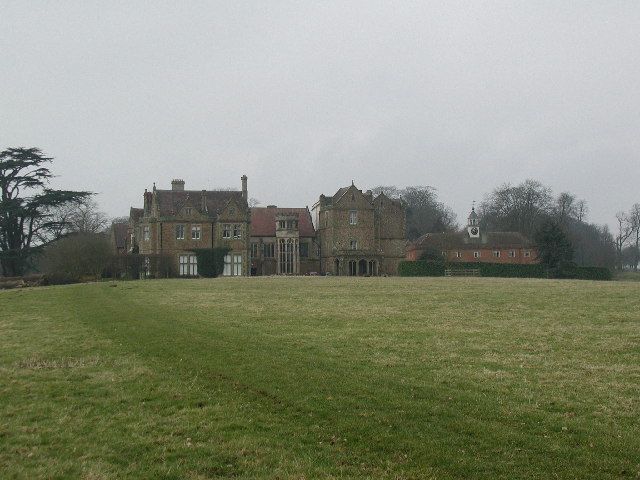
467,203,480,238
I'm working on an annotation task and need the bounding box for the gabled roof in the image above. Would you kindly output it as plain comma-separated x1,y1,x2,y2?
250,207,316,237
155,189,245,218
130,207,144,223
410,231,534,250
112,222,128,249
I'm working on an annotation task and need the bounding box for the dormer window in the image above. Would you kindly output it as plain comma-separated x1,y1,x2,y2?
185,208,192,215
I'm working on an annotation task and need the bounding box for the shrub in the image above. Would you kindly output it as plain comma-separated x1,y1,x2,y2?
191,248,230,278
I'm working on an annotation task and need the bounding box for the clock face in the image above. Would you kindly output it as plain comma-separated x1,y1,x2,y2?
470,227,479,235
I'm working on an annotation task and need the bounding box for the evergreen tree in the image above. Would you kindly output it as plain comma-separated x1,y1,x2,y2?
0,147,91,276
535,220,574,276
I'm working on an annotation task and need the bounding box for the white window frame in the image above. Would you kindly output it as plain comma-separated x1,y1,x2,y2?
233,224,242,239
222,224,231,239
233,254,242,276
508,250,516,258
191,224,201,240
473,251,480,259
349,210,358,225
223,253,243,276
455,251,462,258
179,254,197,276
493,250,500,258
143,225,150,241
175,224,185,240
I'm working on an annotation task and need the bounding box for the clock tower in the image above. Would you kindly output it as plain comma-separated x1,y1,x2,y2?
467,204,480,238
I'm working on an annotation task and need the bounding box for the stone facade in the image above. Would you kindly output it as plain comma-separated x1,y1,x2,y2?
249,206,320,275
312,184,406,276
406,207,539,264
130,177,250,277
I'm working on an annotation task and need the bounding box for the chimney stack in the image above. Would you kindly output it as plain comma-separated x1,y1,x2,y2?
241,175,248,201
171,179,185,191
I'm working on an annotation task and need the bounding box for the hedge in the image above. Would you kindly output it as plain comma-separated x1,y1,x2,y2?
191,248,230,278
398,261,611,280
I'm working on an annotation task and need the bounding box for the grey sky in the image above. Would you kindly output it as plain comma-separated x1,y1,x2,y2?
2,1,639,228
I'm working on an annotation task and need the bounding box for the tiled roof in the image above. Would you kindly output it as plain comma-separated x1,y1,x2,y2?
112,222,128,249
130,207,144,222
410,231,534,250
250,207,316,237
155,190,244,218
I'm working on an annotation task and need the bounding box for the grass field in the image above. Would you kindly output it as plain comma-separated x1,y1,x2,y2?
1,277,639,479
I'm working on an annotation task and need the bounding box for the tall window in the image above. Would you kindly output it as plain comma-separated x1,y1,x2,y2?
493,250,500,258
349,210,358,225
185,208,192,215
455,251,462,258
251,243,259,258
263,243,275,258
299,242,309,258
233,224,242,239
350,239,358,250
179,255,197,276
223,254,243,276
143,225,150,241
191,225,201,240
233,254,242,276
222,224,231,239
175,224,185,240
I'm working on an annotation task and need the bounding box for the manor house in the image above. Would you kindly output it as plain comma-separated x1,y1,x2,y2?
123,177,407,277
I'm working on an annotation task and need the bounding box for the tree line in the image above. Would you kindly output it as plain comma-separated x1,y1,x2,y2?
373,179,638,271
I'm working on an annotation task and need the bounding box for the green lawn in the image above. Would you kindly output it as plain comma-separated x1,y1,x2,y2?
1,277,639,479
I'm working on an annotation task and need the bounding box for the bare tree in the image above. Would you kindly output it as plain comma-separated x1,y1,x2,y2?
371,185,457,239
248,197,261,208
614,211,634,271
480,179,553,238
628,203,640,271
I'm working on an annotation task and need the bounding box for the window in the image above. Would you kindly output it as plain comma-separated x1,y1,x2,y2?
143,225,150,241
455,251,462,258
493,250,500,258
191,225,201,240
263,243,275,258
222,224,231,239
299,242,309,258
179,255,197,276
441,251,447,257
185,207,192,215
524,250,531,257
251,243,259,258
223,253,243,276
175,224,185,240
233,254,242,276
349,210,358,225
350,239,358,250
473,251,480,259
508,250,516,258
233,224,242,239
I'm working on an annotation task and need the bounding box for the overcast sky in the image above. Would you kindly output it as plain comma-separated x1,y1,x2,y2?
2,1,639,228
